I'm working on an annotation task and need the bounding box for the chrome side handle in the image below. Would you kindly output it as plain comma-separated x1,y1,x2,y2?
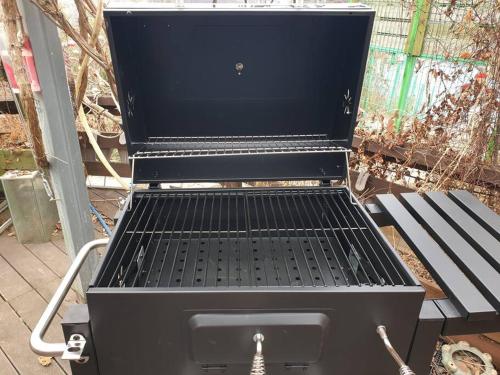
30,238,109,358
376,326,416,375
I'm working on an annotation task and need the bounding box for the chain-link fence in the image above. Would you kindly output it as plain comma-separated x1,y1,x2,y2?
359,0,492,128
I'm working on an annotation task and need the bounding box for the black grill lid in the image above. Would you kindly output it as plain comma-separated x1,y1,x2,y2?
105,4,374,183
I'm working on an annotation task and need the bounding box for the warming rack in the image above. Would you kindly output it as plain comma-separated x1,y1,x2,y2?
130,134,350,159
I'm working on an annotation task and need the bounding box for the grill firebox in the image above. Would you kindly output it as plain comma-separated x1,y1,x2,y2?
95,188,410,289
82,6,426,375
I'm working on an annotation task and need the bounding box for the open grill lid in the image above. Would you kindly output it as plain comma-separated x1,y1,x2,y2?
104,3,374,183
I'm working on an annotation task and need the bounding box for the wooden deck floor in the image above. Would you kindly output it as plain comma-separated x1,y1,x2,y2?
0,231,76,374
0,188,124,374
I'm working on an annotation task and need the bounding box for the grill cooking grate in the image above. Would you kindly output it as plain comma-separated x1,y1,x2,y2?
131,134,347,159
96,188,409,288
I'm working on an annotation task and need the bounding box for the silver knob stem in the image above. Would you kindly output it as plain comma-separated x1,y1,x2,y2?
376,326,416,375
250,333,266,375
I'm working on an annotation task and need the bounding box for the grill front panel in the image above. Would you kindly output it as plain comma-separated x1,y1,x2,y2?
95,188,411,288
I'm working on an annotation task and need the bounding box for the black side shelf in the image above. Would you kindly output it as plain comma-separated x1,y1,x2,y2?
373,191,500,332
448,190,500,241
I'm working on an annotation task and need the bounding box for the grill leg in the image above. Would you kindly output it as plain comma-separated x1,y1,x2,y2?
406,301,444,374
62,304,100,375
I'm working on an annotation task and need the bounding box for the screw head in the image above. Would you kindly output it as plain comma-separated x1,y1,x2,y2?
253,333,264,342
235,62,244,75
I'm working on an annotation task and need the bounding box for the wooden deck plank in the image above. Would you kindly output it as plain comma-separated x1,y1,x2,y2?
37,279,79,317
0,348,18,375
0,245,71,322
0,235,60,293
89,188,121,219
10,290,66,340
91,187,126,202
0,234,76,373
0,234,78,315
9,290,71,374
0,200,116,374
0,255,31,302
24,242,69,279
49,234,67,255
0,301,66,375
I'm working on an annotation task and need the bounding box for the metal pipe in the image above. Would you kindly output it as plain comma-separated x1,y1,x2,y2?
376,326,416,375
0,217,13,235
30,238,109,357
89,203,112,236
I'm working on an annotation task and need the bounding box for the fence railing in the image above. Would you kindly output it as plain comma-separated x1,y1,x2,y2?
359,0,488,129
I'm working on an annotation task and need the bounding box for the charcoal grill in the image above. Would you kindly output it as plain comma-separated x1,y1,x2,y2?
30,3,500,375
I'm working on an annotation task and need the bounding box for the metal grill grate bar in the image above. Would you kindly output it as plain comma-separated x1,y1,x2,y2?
338,192,407,285
147,134,330,143
96,188,409,288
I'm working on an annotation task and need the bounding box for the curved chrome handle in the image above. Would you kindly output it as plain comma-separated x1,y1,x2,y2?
30,238,109,357
376,326,416,375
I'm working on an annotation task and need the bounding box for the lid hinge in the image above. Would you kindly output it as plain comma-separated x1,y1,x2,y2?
129,157,136,210
342,149,356,205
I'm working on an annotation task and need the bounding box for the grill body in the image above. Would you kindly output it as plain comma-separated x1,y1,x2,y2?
83,5,426,374
87,187,423,374
87,287,423,375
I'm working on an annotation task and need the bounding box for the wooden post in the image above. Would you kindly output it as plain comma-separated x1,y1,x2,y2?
0,0,48,169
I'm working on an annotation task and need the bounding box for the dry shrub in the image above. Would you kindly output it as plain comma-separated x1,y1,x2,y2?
354,0,499,211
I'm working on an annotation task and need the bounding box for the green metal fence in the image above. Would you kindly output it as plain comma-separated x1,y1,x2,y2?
358,0,490,130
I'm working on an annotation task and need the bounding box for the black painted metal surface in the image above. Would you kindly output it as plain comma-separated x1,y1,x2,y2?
448,190,500,241
104,6,374,182
87,186,423,374
425,191,500,272
406,301,444,375
400,193,500,311
376,193,496,321
61,305,99,375
95,187,411,288
434,298,500,336
87,287,424,375
375,189,500,338
372,190,500,363
189,313,328,364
